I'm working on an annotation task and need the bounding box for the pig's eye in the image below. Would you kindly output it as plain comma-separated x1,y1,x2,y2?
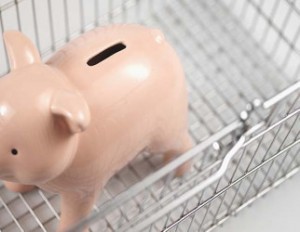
11,148,18,155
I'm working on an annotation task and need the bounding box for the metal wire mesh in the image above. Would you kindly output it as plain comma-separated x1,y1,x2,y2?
0,0,299,232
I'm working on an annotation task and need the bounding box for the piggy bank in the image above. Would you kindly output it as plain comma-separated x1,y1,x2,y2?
0,24,193,231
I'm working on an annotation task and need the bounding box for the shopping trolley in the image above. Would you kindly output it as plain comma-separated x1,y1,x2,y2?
0,0,299,231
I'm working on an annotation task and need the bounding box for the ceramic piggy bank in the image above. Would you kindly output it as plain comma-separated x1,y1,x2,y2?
0,24,193,231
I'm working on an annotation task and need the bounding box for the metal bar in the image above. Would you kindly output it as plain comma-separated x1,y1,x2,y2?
281,8,300,70
286,91,300,114
47,0,55,51
135,0,140,22
240,111,294,200
239,0,250,23
224,147,248,210
243,111,299,202
255,114,300,192
14,0,21,30
79,0,85,33
197,202,213,232
186,212,197,232
269,1,294,57
148,0,153,15
162,211,172,231
63,0,70,42
121,0,127,22
282,145,300,175
243,108,300,147
126,162,160,208
31,0,41,51
108,0,113,23
211,148,249,224
94,0,99,26
249,0,265,33
0,195,24,231
264,101,284,128
113,174,143,225
226,178,244,215
257,0,281,45
244,131,267,173
158,172,174,200
163,138,300,232
177,200,190,226
271,130,300,181
1,193,58,230
0,0,26,11
211,188,227,226
0,9,9,74
38,190,60,219
263,81,300,109
18,194,47,232
204,166,300,232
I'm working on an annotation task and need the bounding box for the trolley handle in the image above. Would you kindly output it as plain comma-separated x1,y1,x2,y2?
238,80,300,130
263,81,300,109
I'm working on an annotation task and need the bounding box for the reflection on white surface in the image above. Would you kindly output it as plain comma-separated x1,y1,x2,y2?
216,172,300,232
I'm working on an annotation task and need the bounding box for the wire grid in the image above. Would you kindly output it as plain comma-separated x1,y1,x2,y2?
226,0,300,82
136,106,299,232
157,110,300,232
74,80,300,231
0,0,299,231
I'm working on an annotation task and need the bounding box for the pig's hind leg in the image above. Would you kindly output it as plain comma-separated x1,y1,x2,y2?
4,181,35,193
58,190,99,232
163,132,194,176
150,131,194,176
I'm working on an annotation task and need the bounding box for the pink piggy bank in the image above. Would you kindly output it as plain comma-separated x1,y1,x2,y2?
0,24,193,231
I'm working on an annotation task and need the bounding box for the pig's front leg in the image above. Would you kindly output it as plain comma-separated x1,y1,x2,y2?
4,181,35,193
58,191,99,232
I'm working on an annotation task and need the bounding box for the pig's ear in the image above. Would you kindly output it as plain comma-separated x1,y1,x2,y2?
3,30,41,70
50,90,90,134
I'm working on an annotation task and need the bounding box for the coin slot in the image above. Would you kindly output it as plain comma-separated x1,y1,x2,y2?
87,42,126,66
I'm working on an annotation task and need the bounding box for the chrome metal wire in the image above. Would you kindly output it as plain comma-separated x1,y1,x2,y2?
0,0,299,231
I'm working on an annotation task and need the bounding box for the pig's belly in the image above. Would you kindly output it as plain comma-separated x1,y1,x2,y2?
88,113,157,186
40,93,184,196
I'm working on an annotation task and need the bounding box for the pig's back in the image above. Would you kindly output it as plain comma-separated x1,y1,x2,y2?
47,24,185,112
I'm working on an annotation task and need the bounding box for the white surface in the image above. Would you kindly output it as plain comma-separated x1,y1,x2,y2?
216,172,300,232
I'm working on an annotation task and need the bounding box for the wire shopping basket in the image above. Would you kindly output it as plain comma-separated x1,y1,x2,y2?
0,0,299,231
